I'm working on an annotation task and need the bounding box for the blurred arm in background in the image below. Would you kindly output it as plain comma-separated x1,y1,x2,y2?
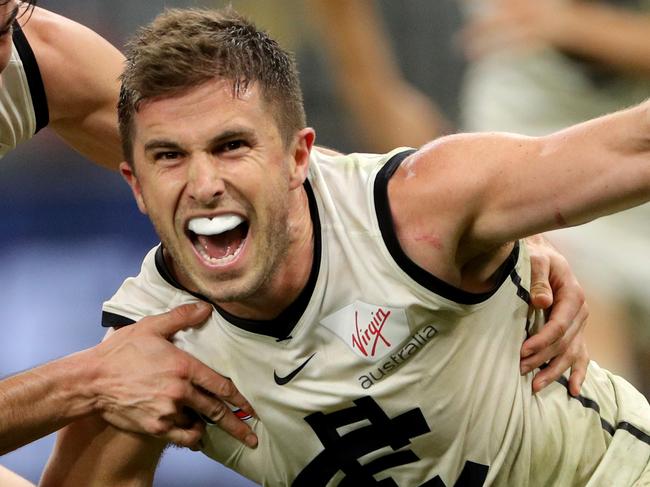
307,0,449,151
461,0,650,75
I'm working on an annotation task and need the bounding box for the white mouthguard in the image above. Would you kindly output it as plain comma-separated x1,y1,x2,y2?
188,215,244,236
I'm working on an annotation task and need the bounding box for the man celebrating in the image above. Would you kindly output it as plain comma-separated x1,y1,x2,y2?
43,7,650,486
0,3,587,484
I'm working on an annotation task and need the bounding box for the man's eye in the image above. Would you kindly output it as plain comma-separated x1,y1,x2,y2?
223,140,245,152
154,151,180,161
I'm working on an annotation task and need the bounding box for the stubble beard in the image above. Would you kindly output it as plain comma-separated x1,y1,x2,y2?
210,199,292,304
157,199,293,306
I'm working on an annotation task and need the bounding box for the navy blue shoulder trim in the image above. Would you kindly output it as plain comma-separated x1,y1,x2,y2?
12,22,49,133
555,375,650,446
373,149,519,305
102,311,136,328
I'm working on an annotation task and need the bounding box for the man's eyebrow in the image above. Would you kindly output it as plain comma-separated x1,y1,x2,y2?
0,6,20,36
143,139,182,152
143,129,256,153
208,128,255,146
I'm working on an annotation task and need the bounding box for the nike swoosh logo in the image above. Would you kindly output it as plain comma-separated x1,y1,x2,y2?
274,353,316,386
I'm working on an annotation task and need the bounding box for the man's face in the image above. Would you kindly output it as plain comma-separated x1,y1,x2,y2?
0,1,18,75
122,78,312,306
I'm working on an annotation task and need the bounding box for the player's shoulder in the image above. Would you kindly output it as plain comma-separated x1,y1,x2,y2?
19,6,94,56
311,145,412,174
19,6,123,119
111,245,169,296
389,131,537,204
102,246,181,324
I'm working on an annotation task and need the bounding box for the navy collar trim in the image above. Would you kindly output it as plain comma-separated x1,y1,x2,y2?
155,181,321,340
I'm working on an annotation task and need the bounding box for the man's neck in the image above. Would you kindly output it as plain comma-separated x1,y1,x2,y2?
216,188,315,321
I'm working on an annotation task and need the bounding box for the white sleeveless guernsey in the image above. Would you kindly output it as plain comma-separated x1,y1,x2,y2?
0,24,48,157
103,148,650,487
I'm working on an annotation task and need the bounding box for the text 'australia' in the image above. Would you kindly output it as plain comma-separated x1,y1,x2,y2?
359,325,437,389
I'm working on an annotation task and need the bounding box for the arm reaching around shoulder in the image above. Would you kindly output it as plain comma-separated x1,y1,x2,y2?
93,303,257,448
41,415,165,487
0,303,256,455
521,235,589,396
20,6,124,170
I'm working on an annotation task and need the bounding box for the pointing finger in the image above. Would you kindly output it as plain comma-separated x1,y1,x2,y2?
140,302,212,338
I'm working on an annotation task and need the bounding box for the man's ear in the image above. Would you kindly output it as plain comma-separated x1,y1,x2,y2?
288,127,315,190
119,161,147,215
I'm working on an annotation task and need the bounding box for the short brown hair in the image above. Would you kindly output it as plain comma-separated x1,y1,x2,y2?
118,7,306,163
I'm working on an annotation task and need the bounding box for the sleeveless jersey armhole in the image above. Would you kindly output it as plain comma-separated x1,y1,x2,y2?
12,21,48,133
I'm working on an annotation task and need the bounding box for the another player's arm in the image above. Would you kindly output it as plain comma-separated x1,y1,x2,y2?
520,234,589,395
20,5,124,170
0,303,256,455
0,347,101,455
41,415,164,487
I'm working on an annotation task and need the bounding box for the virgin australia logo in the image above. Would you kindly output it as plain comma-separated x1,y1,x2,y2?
320,302,410,362
352,307,392,358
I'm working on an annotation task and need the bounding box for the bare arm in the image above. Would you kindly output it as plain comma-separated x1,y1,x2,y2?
20,6,124,170
465,103,650,249
41,415,164,487
0,349,98,455
463,0,650,76
0,303,256,455
389,100,650,287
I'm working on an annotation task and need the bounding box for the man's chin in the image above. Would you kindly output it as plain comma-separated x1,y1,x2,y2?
193,276,258,304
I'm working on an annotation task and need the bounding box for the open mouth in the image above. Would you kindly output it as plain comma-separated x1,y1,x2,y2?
187,214,249,266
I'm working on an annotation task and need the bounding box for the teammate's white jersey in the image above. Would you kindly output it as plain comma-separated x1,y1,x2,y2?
103,148,650,486
0,23,48,158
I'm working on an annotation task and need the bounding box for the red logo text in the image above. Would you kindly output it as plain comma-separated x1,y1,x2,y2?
351,307,392,357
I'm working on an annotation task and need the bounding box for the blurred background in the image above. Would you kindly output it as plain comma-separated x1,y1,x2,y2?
1,0,649,485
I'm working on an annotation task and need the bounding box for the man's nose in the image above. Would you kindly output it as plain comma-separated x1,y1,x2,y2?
187,154,226,205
